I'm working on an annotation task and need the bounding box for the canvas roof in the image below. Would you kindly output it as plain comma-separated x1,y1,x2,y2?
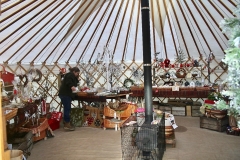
0,0,238,65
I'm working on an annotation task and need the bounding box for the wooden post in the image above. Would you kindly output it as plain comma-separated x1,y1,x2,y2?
0,82,10,160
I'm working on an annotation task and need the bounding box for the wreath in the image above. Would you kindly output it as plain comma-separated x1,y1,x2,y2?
123,78,134,89
28,69,42,82
18,74,28,87
176,68,187,78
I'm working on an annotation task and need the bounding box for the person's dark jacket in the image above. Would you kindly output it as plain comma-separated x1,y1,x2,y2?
58,72,79,99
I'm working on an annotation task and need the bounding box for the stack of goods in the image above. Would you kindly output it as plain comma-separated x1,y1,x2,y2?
200,92,228,120
199,93,229,132
165,112,177,148
103,102,133,130
82,106,103,128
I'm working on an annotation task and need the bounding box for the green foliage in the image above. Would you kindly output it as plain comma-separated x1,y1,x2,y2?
219,3,240,118
207,92,223,101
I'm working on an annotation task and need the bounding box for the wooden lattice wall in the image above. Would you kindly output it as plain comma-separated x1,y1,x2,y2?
1,56,227,110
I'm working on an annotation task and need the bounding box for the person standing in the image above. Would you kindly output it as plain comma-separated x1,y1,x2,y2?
58,67,80,131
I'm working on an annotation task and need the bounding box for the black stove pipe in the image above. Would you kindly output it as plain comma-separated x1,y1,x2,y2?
141,0,153,125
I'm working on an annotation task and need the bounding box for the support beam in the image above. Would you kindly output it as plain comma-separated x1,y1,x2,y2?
141,0,153,124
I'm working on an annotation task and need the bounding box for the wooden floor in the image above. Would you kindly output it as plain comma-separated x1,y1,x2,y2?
28,117,240,160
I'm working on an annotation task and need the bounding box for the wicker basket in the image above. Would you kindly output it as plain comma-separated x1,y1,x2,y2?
119,105,132,117
205,109,227,119
19,118,49,135
104,106,118,117
4,108,18,121
104,104,132,118
33,130,46,141
103,117,128,129
176,68,187,78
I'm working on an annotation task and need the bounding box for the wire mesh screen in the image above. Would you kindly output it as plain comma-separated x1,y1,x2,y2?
121,113,165,160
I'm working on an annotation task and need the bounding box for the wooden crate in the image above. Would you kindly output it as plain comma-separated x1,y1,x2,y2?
159,105,172,113
191,102,202,117
200,116,229,132
172,106,186,116
168,101,186,116
83,106,103,128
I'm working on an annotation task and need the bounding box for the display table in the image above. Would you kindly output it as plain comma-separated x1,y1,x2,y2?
76,93,127,102
130,87,210,98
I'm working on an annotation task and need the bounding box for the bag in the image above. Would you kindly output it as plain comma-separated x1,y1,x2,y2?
70,108,84,127
51,111,63,121
48,111,63,131
0,64,15,86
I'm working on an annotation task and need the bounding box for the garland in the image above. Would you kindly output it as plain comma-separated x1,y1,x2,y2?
123,78,134,89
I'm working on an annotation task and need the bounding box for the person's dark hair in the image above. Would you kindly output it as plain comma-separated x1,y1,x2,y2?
69,67,80,72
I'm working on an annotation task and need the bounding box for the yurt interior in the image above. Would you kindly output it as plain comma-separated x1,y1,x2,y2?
1,0,240,160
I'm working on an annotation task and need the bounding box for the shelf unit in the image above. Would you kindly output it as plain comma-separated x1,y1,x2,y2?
153,67,203,87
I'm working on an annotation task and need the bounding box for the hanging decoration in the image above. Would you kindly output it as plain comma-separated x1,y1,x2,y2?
97,46,123,90
131,66,143,85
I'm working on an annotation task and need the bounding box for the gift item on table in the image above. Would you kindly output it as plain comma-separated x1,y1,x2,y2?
165,112,178,129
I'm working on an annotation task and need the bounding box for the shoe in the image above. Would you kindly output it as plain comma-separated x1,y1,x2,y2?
64,122,75,131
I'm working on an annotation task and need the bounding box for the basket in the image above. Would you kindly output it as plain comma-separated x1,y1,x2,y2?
119,105,132,117
205,109,227,119
19,118,49,135
104,106,118,117
176,68,187,78
33,130,46,141
103,117,128,129
4,108,18,121
115,103,128,111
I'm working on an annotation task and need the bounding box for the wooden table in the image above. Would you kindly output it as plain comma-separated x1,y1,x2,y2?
130,87,210,98
75,93,128,102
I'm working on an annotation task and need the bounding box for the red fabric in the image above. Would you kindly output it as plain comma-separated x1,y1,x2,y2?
205,99,215,104
0,65,14,85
